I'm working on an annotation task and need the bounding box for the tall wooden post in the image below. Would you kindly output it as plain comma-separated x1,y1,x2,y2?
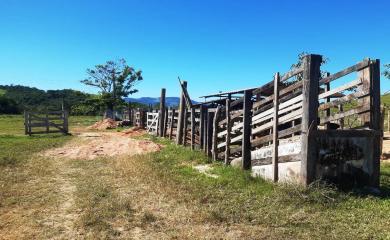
159,88,166,137
212,106,221,161
206,111,214,158
24,111,28,135
182,108,188,146
63,110,69,134
199,105,205,149
225,99,231,165
28,113,32,136
338,104,344,129
242,90,252,170
272,73,280,182
169,109,175,140
369,59,381,187
203,107,209,153
163,108,168,137
324,72,331,130
191,108,195,150
387,107,390,132
176,81,187,145
300,54,322,186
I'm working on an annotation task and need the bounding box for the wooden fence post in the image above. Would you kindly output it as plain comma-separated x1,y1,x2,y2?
159,88,166,137
369,59,381,187
24,111,28,135
176,81,187,145
183,108,188,146
387,107,390,132
191,108,195,150
212,106,221,161
242,90,252,170
206,111,214,158
199,105,205,149
169,109,175,140
272,72,280,182
28,112,32,136
203,107,208,153
163,108,168,137
300,54,322,186
324,72,331,130
63,110,69,134
225,99,231,165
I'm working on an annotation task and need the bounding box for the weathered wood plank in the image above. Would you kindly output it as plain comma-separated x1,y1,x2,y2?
319,60,369,85
159,88,166,137
300,54,322,186
272,72,280,182
320,105,369,124
318,79,361,99
212,106,221,161
241,90,252,170
225,99,231,164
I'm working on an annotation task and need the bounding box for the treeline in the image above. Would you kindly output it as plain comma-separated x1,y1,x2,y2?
0,85,148,115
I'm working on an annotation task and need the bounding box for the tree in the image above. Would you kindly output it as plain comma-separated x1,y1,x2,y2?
290,52,329,82
384,64,390,79
81,59,143,118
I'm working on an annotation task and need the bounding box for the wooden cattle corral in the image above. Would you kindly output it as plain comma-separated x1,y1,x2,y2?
130,54,382,188
24,110,69,135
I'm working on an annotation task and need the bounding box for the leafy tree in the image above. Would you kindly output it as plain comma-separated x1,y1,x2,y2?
290,52,329,82
81,59,143,118
384,64,390,79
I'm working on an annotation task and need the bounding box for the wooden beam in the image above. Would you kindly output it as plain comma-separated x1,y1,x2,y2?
242,90,252,170
199,105,205,149
369,59,381,188
300,54,322,186
207,111,214,158
191,108,195,150
176,81,187,144
159,88,166,137
182,108,188,146
272,72,280,182
212,106,221,161
225,99,231,165
169,109,175,140
319,60,369,85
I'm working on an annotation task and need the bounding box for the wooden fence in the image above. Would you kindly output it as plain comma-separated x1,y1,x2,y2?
128,54,382,188
24,110,69,135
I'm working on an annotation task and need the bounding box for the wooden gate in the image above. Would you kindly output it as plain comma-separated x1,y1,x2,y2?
24,110,69,135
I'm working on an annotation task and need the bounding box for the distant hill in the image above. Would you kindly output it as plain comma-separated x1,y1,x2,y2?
124,97,198,107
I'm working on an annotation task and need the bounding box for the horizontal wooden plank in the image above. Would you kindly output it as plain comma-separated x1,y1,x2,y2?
320,105,369,124
318,91,368,111
252,154,301,166
318,79,361,99
280,67,304,82
251,124,302,148
319,60,369,85
29,130,63,134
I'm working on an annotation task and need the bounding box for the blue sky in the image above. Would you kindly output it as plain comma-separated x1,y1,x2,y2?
0,0,389,100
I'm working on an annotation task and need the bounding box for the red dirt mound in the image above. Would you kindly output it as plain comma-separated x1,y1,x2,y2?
87,118,118,130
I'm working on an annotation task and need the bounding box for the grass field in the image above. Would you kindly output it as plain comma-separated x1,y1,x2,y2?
0,114,389,239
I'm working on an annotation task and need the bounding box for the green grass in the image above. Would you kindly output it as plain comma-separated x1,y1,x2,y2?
140,136,390,239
